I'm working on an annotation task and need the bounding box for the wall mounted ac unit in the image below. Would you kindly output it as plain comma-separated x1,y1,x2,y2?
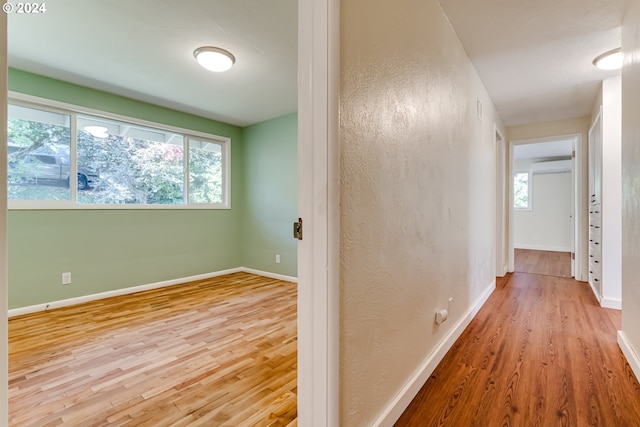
530,159,572,174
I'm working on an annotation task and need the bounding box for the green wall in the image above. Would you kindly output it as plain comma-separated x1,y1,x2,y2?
241,113,298,277
8,69,245,309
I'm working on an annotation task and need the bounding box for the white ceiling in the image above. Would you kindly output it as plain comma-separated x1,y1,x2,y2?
7,0,629,129
8,0,298,127
439,0,628,127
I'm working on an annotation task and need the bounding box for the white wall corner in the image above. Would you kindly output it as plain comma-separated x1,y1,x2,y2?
371,279,496,427
618,330,640,383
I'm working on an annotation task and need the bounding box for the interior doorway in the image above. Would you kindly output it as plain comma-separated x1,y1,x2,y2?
508,134,583,279
0,2,339,425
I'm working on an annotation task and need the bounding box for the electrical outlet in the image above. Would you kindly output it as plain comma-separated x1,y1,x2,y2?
62,272,72,285
435,309,448,324
276,254,281,264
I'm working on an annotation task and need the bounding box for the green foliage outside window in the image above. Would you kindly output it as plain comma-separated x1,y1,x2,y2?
7,104,225,206
514,172,529,209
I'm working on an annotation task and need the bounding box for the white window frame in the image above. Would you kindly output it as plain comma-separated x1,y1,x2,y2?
7,92,231,210
513,169,532,211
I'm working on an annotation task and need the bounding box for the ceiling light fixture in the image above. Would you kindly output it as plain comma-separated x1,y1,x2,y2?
83,125,109,138
593,48,622,71
194,46,236,72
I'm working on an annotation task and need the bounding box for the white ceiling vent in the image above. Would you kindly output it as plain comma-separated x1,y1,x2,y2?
530,160,572,174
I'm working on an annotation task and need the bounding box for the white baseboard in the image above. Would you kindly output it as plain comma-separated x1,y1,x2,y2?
514,244,572,252
584,281,621,310
587,281,602,305
8,267,298,318
240,267,298,283
618,331,640,383
601,297,622,310
372,279,497,427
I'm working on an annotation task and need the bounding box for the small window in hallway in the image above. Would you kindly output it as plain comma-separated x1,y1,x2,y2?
514,171,531,209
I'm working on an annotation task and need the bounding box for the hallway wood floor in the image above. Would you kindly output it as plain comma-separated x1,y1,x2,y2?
514,248,572,278
8,272,297,427
395,272,640,427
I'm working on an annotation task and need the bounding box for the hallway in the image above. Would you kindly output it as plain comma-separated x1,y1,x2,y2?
395,272,640,426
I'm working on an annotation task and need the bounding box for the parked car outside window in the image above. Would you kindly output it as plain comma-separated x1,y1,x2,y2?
8,144,99,190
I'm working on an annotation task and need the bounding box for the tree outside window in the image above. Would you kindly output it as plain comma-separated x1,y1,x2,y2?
514,171,531,209
7,102,228,208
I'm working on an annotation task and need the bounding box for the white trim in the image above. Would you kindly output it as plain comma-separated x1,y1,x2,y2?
297,0,340,425
514,244,572,252
8,268,245,318
601,298,622,310
618,331,640,383
495,125,508,278
9,202,231,211
0,12,8,425
372,280,496,427
241,267,298,283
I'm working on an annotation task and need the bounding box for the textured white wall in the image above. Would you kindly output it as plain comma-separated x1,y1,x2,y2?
621,0,640,370
513,162,573,252
340,1,503,425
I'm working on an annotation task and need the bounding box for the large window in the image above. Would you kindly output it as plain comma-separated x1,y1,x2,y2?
513,171,531,210
7,98,230,209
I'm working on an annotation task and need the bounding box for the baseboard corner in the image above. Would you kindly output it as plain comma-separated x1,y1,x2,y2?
601,297,622,310
240,267,298,283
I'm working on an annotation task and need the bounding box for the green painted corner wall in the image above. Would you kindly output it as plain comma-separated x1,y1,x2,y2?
8,69,245,309
241,113,298,277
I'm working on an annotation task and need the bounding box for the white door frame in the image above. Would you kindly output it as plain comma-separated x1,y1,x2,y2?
495,126,507,277
0,4,343,425
1,12,9,427
297,0,340,425
508,133,585,281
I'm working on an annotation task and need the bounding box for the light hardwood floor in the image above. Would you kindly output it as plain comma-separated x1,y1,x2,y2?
8,272,297,427
395,272,640,426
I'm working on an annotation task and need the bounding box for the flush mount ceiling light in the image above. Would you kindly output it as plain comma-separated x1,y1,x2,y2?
593,48,622,70
83,125,108,138
194,46,236,72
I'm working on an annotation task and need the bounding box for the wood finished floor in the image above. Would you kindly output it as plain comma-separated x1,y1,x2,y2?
395,271,640,427
8,272,297,427
514,248,572,278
